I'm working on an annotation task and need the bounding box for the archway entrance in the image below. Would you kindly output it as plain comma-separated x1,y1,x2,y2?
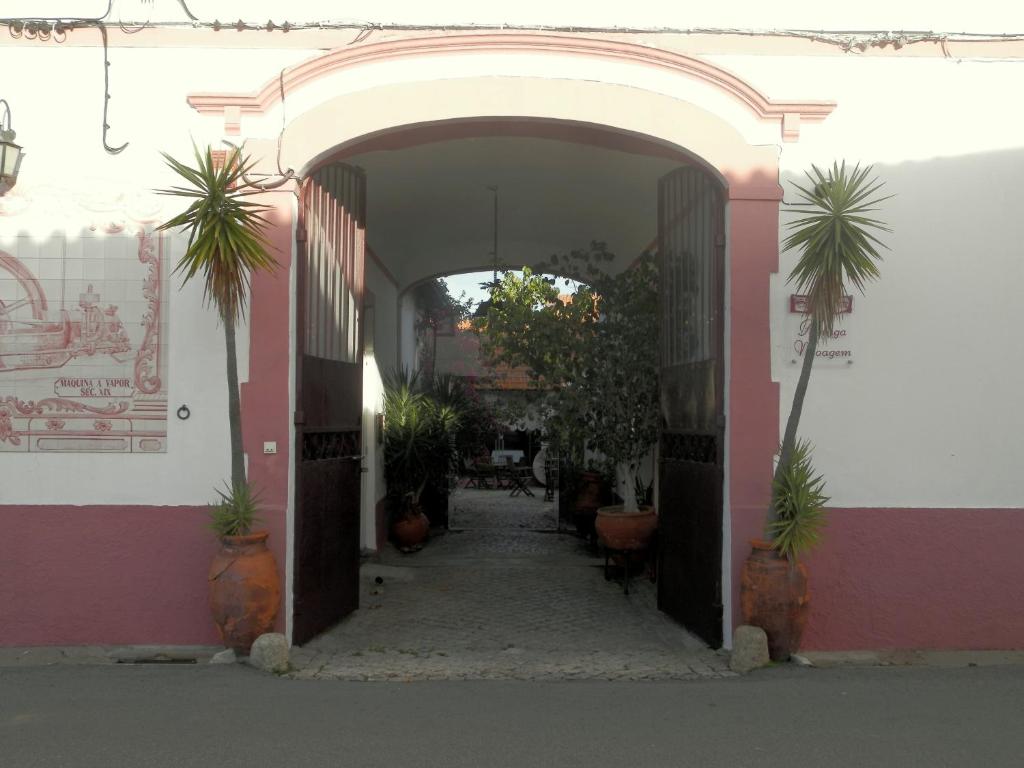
290,122,729,656
189,32,823,655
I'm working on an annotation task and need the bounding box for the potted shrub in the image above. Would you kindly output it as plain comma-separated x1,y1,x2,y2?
741,162,891,659
156,145,281,651
421,373,475,527
583,251,660,552
478,245,659,548
382,369,461,549
206,484,281,655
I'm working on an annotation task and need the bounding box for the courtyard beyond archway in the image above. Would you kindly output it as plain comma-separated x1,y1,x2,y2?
289,489,731,681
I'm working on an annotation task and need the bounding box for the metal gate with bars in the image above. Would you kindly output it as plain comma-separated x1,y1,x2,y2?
656,165,726,648
292,163,366,645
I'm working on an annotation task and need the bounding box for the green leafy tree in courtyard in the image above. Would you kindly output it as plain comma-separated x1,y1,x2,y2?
478,244,659,513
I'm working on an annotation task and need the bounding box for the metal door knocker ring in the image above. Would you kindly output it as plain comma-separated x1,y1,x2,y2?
177,405,191,421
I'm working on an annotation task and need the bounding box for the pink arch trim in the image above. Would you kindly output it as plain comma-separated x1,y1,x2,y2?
186,33,835,141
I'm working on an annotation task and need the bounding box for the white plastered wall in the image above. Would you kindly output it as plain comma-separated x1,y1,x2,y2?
360,258,399,549
0,45,315,505
0,31,1019,554
703,54,1024,508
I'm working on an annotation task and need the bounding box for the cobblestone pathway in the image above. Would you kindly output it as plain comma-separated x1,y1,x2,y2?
290,488,733,681
449,487,558,531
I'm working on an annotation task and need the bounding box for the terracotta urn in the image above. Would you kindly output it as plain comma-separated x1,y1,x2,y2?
594,504,658,551
208,531,281,655
392,511,430,549
740,539,810,661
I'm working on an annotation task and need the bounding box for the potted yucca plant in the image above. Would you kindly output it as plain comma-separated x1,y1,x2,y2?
741,162,891,660
156,145,280,654
381,369,461,549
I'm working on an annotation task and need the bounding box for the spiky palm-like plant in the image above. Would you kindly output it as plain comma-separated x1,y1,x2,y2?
156,145,278,496
771,162,891,534
381,368,461,519
768,440,829,559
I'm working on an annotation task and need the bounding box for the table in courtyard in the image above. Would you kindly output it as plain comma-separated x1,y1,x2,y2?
491,449,524,465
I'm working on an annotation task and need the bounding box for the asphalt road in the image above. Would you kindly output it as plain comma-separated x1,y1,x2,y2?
2,663,1023,767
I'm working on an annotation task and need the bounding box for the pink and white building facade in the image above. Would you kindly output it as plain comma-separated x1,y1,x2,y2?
1,2,1022,652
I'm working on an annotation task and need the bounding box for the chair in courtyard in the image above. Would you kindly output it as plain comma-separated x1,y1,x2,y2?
463,456,490,489
505,456,535,497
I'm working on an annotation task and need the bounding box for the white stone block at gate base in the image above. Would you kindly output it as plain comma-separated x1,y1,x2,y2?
248,633,289,673
730,625,770,674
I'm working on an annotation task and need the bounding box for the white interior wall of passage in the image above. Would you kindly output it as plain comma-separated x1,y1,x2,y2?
348,138,678,288
360,297,380,551
360,258,400,549
398,293,418,372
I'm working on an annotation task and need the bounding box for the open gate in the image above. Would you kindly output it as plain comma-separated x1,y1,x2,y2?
657,166,726,648
293,163,366,645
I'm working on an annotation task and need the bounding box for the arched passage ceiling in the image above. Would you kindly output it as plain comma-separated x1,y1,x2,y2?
345,134,689,289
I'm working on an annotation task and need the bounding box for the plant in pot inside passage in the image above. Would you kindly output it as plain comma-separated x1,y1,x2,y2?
479,244,660,550
741,162,892,660
578,250,660,554
156,145,281,654
475,260,601,534
382,368,461,550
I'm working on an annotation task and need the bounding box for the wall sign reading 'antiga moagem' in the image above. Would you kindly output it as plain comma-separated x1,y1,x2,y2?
0,231,168,452
787,294,854,366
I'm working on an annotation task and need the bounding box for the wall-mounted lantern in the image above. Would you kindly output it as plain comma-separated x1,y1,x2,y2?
0,100,25,195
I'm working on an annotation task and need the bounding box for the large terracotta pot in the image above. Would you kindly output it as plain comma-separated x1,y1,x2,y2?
208,531,281,655
595,505,658,550
740,539,810,661
392,511,430,549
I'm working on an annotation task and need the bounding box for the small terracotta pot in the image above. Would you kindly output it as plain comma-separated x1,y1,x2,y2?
595,505,658,550
392,511,430,549
740,539,809,661
208,531,281,655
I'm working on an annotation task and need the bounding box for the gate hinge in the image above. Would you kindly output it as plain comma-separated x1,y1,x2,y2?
716,414,727,429
296,224,307,243
715,234,725,247
293,410,305,425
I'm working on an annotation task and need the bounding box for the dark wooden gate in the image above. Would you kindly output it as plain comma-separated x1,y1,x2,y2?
293,163,366,646
656,166,726,648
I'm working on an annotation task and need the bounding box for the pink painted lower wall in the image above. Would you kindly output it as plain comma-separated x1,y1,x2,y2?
1,504,288,646
5,502,1021,649
801,507,1024,650
740,507,1024,651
